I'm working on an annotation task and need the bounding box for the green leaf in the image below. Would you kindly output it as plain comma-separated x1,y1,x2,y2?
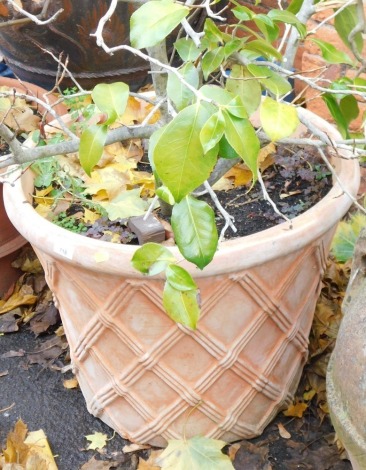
287,0,304,15
157,436,234,470
245,39,283,61
226,65,261,116
253,15,279,42
322,93,349,139
223,110,259,178
163,282,200,329
166,264,197,291
232,5,254,21
200,111,225,154
175,38,202,61
204,18,224,43
202,47,225,80
130,0,189,49
79,124,108,176
153,103,218,202
311,39,354,66
331,213,366,263
156,185,175,205
171,195,218,269
85,432,108,451
339,94,359,127
224,38,243,59
132,243,176,275
100,188,149,220
260,97,300,141
167,63,199,111
219,135,239,159
247,64,292,97
200,85,247,118
334,5,363,54
268,9,306,38
92,82,129,124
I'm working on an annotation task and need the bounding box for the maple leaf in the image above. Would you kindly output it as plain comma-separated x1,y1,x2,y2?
157,436,234,470
85,432,108,451
99,188,150,220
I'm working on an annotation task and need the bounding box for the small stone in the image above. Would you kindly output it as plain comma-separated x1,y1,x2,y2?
128,215,166,245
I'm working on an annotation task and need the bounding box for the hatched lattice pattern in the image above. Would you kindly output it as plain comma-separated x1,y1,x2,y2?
36,235,328,446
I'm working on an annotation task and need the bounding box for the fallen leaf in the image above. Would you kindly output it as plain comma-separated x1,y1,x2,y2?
123,443,151,453
138,450,163,470
157,436,234,469
63,377,78,389
233,441,272,470
0,285,38,314
227,443,240,461
0,310,22,333
278,422,291,439
283,401,308,418
80,456,118,469
85,432,108,451
24,429,58,470
0,370,9,377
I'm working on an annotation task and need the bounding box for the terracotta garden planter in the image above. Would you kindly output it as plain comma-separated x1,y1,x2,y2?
0,77,66,295
327,231,366,470
3,109,359,446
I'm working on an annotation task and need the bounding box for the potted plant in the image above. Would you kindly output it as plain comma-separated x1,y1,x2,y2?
0,0,364,448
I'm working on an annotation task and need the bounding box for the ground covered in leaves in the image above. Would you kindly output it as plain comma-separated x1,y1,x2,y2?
0,245,352,469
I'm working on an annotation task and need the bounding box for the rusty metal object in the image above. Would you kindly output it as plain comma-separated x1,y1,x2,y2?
128,215,166,245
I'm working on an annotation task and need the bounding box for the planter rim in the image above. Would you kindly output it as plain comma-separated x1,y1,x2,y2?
3,108,360,278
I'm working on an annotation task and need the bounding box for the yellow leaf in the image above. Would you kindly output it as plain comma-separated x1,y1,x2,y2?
55,326,65,337
3,419,28,464
212,177,234,191
102,231,121,244
33,186,54,206
63,377,78,389
85,432,108,451
0,286,38,314
82,208,100,224
137,450,163,470
278,423,291,439
24,429,57,470
283,401,308,418
35,203,52,219
303,389,316,401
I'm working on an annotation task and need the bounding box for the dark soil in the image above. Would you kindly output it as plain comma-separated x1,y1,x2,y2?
73,143,332,244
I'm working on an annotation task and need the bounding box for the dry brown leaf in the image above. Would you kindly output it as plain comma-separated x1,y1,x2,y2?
278,423,291,439
123,443,151,453
80,456,118,469
227,443,240,461
137,450,163,469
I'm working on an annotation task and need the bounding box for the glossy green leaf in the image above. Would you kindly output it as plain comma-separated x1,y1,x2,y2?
219,135,239,159
268,9,306,38
224,38,243,59
92,82,129,124
322,93,349,139
200,111,225,154
171,195,218,269
156,185,175,205
153,103,218,202
245,39,282,61
226,65,261,116
174,38,202,61
167,63,199,111
334,5,363,54
130,0,189,49
163,282,200,329
253,15,279,42
232,5,254,21
132,243,176,276
166,264,197,291
311,39,354,66
260,97,300,141
340,95,359,127
79,124,107,176
247,64,292,97
200,85,247,118
331,213,366,263
204,18,224,43
223,110,259,178
158,436,234,470
202,47,225,80
287,0,304,15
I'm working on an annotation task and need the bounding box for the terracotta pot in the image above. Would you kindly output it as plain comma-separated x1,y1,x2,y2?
0,77,67,295
0,0,150,91
327,231,366,470
3,109,359,446
0,184,26,296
